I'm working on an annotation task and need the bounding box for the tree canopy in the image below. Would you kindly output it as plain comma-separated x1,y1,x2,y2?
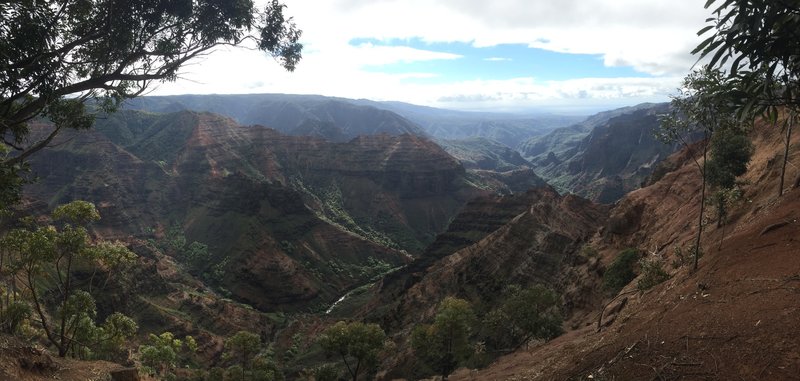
696,1,798,196
0,0,302,210
0,201,137,357
411,297,476,380
318,321,387,381
695,0,800,110
484,285,562,350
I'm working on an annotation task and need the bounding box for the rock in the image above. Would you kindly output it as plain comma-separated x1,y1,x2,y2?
110,367,140,381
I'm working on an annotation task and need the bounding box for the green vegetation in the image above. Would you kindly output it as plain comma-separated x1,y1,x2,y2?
602,249,640,294
224,331,262,380
697,1,800,197
307,363,340,381
300,179,408,250
707,127,753,227
0,144,26,215
0,201,137,358
155,224,230,288
482,285,563,352
658,67,743,270
139,331,197,378
223,331,283,381
0,0,302,215
412,297,476,380
318,321,387,381
636,258,670,292
580,244,599,258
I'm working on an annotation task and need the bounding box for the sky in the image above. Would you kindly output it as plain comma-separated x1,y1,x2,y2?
151,0,715,114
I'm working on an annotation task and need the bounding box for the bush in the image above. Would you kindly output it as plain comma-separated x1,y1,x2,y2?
318,321,386,381
0,300,31,334
637,258,670,291
308,363,339,381
602,249,640,294
411,297,475,380
481,285,562,351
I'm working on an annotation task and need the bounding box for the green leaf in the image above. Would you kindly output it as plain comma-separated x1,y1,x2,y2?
697,25,715,36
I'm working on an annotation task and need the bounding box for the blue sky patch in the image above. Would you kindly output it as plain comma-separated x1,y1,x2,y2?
349,38,652,83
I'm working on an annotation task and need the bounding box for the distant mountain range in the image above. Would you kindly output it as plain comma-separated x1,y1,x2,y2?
124,94,582,148
124,94,426,142
351,99,585,148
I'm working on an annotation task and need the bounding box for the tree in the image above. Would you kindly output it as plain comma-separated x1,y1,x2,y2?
1,201,137,357
0,0,302,208
707,126,754,227
139,331,196,377
601,248,639,294
483,285,562,351
318,321,385,381
224,330,262,381
658,67,741,271
696,1,800,196
221,331,282,381
318,321,387,381
411,297,475,380
0,144,26,215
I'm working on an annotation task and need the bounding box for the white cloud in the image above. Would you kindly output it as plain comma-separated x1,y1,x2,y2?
151,0,713,112
484,57,513,62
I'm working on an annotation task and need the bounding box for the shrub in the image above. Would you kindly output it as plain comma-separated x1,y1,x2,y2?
318,321,386,381
482,285,562,351
411,297,475,380
308,363,339,381
602,249,640,294
637,258,670,291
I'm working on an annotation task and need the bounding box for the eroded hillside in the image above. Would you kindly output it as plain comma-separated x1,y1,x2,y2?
24,110,487,313
444,112,800,381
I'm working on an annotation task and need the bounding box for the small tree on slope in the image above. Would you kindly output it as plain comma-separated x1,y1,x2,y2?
658,67,742,271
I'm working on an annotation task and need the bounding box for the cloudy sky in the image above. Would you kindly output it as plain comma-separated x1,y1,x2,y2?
152,0,714,114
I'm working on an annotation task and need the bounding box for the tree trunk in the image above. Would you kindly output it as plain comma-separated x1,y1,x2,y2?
694,139,709,271
779,116,793,197
58,254,74,357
